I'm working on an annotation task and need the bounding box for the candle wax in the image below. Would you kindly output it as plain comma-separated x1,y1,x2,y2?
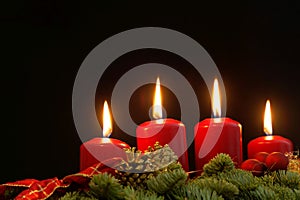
80,137,130,171
194,117,243,175
136,118,189,171
247,135,293,159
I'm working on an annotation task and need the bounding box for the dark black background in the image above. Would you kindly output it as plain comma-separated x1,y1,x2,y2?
1,1,300,183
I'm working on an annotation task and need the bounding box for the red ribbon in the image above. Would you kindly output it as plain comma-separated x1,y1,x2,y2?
0,158,122,200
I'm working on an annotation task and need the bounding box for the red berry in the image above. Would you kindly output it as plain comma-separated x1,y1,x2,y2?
254,152,269,163
241,159,266,176
265,152,289,171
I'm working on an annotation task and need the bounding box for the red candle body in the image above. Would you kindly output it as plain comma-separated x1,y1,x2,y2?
80,138,130,171
194,118,243,174
136,119,189,171
247,135,293,159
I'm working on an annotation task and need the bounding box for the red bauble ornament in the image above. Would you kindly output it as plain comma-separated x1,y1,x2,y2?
254,152,269,163
265,152,289,171
241,159,266,176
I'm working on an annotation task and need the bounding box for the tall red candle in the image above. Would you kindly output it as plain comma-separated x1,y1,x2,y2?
136,78,189,171
247,100,293,159
194,79,243,175
80,101,130,170
137,119,189,171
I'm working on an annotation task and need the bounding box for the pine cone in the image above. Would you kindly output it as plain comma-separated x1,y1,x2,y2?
114,142,179,189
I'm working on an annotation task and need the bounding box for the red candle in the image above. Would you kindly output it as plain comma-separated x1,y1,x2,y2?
136,78,189,171
247,100,293,159
80,138,129,171
194,79,243,174
80,101,130,170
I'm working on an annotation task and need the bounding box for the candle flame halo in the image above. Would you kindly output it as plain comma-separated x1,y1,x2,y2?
212,78,221,118
264,99,273,135
153,77,163,119
103,101,112,138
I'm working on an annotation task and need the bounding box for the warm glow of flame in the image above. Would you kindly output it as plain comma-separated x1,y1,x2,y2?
103,101,112,138
153,77,162,119
264,100,273,135
212,78,221,118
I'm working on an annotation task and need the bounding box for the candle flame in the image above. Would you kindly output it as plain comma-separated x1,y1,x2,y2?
264,100,273,135
212,78,221,118
103,101,112,138
153,77,162,119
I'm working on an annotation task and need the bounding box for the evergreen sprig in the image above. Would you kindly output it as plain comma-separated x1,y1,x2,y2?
217,169,261,199
294,189,300,199
192,177,239,199
59,191,96,200
89,173,124,200
270,170,300,189
168,183,224,200
123,186,164,200
249,185,277,200
147,168,187,194
202,153,235,176
270,184,297,200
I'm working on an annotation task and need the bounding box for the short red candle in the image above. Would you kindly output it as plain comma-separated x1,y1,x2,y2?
247,100,293,158
247,135,293,159
80,101,130,170
194,117,243,174
80,137,130,170
136,118,189,171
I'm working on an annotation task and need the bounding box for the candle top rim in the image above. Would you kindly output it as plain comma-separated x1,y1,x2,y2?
196,117,240,125
81,137,130,144
250,135,292,140
137,118,185,127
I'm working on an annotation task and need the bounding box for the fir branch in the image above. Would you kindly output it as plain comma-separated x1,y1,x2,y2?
293,189,300,199
260,174,275,186
202,153,235,177
59,191,97,200
249,185,278,200
192,188,224,200
123,186,164,200
192,177,239,199
217,169,261,199
258,170,300,199
270,184,297,200
146,168,187,194
167,183,224,200
89,172,124,200
270,170,300,190
163,161,182,172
